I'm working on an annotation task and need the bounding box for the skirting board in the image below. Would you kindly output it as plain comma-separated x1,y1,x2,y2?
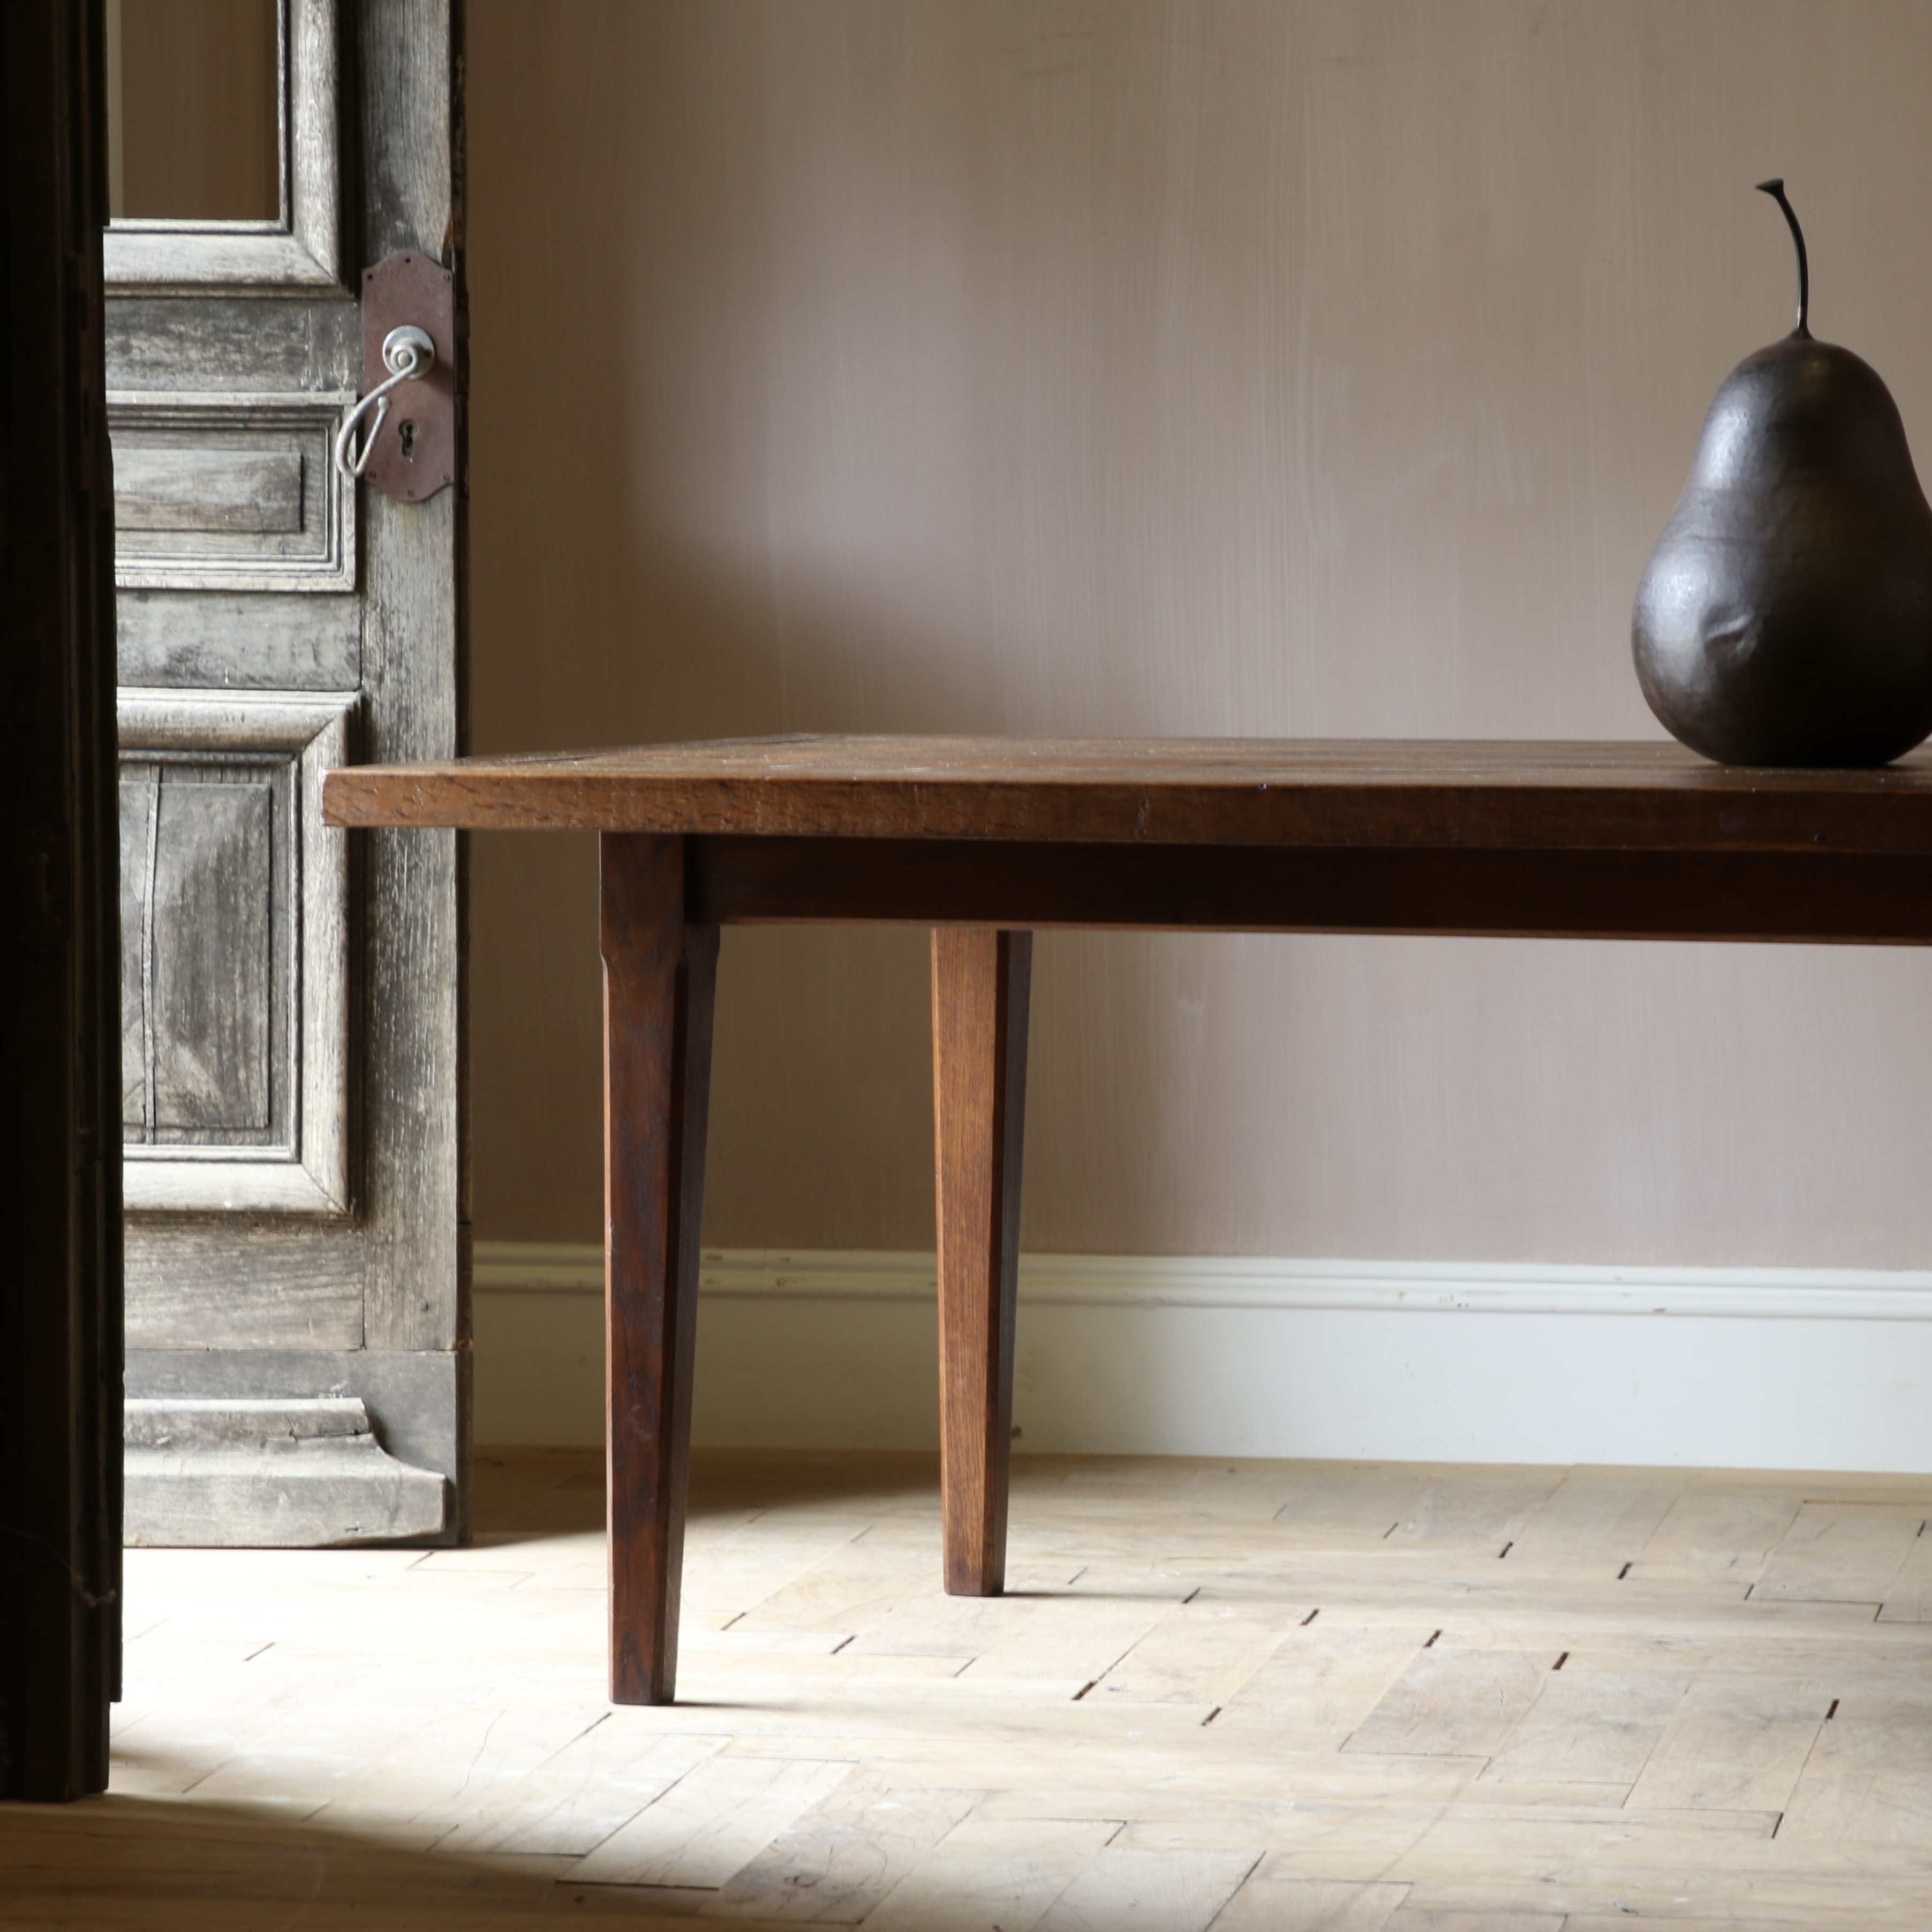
473,1243,1932,1472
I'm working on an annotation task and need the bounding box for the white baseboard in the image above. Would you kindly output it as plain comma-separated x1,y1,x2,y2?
473,1243,1932,1471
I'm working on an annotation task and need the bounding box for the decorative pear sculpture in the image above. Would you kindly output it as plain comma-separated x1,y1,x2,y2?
1632,181,1932,766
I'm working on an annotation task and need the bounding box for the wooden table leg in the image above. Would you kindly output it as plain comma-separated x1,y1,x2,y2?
931,927,1033,1596
601,833,718,1704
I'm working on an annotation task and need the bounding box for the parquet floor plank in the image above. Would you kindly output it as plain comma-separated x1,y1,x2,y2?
1213,1622,1435,1746
1499,1475,1680,1580
1342,1648,1554,1758
1625,1675,1834,1813
1476,1663,1692,1789
1625,1491,1806,1589
1032,1846,1257,1931
851,1815,1120,1932
1084,1595,1310,1707
1752,1503,1926,1605
1877,1529,1932,1622
570,1754,859,1887
705,1776,983,1922
1777,1688,1932,1845
1204,1869,1408,1930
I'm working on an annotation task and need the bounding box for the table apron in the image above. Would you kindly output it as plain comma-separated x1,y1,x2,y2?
682,836,1932,944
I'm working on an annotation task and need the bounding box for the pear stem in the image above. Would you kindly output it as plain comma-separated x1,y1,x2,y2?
1756,178,1810,338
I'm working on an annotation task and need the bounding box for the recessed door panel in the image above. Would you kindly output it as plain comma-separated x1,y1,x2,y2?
153,774,274,1131
122,760,283,1145
118,692,352,1216
110,398,354,592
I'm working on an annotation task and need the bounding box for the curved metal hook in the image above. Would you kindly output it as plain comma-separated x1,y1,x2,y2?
334,325,436,480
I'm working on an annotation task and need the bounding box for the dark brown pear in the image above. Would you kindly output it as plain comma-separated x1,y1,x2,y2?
1632,180,1932,766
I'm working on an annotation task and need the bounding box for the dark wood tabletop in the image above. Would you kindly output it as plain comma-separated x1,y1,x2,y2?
322,735,1932,855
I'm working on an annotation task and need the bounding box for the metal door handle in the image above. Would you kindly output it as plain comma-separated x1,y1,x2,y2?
333,325,436,480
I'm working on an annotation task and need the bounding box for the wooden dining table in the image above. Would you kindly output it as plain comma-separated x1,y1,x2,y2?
323,735,1932,1703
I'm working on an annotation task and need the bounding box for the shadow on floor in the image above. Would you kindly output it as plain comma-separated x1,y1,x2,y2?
0,1790,747,1928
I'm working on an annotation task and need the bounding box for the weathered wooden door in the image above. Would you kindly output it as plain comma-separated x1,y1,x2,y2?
107,1,467,1544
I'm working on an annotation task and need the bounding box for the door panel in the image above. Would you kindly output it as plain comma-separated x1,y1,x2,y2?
118,592,362,689
118,691,354,1217
110,395,354,590
103,295,360,393
125,1241,362,1349
116,450,303,538
108,1,467,1547
124,764,277,1139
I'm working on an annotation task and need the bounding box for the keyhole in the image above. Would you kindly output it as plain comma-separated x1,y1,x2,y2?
398,419,418,460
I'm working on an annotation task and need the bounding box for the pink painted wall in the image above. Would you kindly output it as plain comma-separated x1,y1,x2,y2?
466,1,1932,1266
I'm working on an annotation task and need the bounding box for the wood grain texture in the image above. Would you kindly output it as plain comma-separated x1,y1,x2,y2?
114,446,303,533
1877,1530,1932,1623
116,589,362,692
117,692,354,1214
1476,1667,1692,1787
124,1228,361,1350
1035,1845,1259,1931
1271,1467,1553,1552
0,0,121,1799
1752,1504,1926,1606
571,1754,854,1887
1208,1873,1408,1932
601,834,719,1703
125,1346,464,1488
1498,1475,1680,1580
372,741,1932,1632
104,292,359,395
931,928,1032,1596
1089,1597,1304,1707
119,765,277,1136
108,394,354,591
858,1815,1120,1932
1341,1649,1552,1760
1779,1688,1932,1843
333,738,1932,944
123,1393,448,1549
353,0,469,1471
326,735,1932,853
707,1775,982,1921
1626,1674,1835,1813
1626,1491,1805,1589
1214,1626,1438,1747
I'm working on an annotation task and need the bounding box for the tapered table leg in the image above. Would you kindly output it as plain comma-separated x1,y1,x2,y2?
602,833,718,1704
931,927,1033,1596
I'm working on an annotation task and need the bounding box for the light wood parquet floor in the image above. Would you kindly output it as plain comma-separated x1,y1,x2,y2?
9,1448,1932,1928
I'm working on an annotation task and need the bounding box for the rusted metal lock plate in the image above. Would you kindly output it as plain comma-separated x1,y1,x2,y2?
358,250,456,502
